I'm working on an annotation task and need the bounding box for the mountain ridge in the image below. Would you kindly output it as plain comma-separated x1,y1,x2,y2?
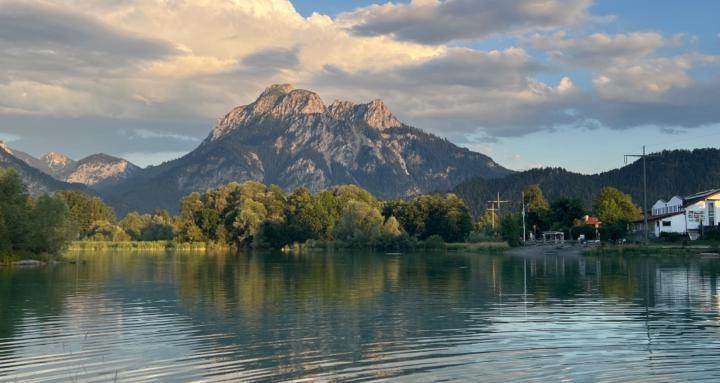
0,142,94,196
453,148,720,217
104,84,511,214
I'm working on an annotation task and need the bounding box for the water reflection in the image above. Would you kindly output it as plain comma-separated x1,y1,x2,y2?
2,251,720,381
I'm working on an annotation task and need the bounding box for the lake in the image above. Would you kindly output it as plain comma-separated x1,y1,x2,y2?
2,250,720,382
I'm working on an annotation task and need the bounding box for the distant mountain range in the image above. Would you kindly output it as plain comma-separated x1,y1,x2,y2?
4,84,718,218
453,148,720,216
0,142,91,195
0,141,138,195
102,84,511,213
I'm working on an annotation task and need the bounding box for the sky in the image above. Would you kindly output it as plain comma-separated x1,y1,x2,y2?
0,0,718,172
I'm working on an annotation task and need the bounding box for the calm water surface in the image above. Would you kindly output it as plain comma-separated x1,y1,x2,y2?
2,250,720,382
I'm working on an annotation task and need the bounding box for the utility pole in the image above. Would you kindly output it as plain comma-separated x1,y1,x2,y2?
487,203,498,229
488,192,510,216
625,146,658,243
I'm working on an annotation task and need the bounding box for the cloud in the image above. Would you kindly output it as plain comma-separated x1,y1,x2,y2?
312,48,577,137
0,2,176,74
533,32,720,105
242,48,300,70
339,0,594,44
533,32,666,67
128,129,200,143
0,0,718,158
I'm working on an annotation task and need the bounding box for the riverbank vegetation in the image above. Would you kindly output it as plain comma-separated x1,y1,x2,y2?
3,168,502,257
477,184,643,246
0,169,75,262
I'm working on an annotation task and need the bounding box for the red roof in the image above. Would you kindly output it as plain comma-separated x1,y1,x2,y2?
585,216,602,226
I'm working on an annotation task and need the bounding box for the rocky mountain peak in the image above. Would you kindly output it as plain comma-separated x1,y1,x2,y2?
328,98,402,130
270,88,326,116
253,84,325,116
42,151,73,169
360,99,402,129
0,141,9,153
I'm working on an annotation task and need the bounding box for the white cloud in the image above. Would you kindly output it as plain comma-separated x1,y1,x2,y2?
0,0,717,153
129,129,199,143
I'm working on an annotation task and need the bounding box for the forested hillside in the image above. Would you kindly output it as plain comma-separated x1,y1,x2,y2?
454,149,720,217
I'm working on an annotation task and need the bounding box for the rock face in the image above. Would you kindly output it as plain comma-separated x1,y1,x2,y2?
41,152,75,177
60,154,140,188
0,142,91,196
8,146,139,189
106,84,511,213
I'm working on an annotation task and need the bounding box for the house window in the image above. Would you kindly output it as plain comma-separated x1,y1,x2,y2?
662,221,672,227
656,222,660,228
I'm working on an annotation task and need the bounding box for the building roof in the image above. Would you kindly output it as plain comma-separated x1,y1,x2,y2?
632,210,685,224
684,189,720,206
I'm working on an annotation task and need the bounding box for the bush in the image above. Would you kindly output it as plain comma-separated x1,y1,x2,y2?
424,235,445,250
660,232,689,242
701,228,720,241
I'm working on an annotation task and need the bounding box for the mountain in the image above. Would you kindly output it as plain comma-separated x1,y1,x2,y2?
106,84,511,213
59,153,140,188
41,152,76,177
453,148,720,217
11,149,139,189
0,142,92,195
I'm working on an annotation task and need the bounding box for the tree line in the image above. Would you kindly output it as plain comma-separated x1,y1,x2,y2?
1,168,479,258
476,184,642,246
0,165,645,260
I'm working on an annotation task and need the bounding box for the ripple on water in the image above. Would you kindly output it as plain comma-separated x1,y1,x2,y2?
2,252,720,382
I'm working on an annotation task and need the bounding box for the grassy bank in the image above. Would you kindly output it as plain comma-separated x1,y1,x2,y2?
444,242,510,252
289,239,510,253
66,241,213,252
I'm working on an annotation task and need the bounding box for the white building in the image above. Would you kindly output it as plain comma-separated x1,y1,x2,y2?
640,189,720,240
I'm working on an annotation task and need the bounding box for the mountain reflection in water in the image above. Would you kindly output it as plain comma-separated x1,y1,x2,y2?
2,251,720,382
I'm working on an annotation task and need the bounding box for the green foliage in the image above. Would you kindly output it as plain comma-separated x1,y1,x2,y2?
88,220,131,242
524,184,549,211
58,191,117,238
455,149,720,218
499,214,523,247
0,169,74,257
549,198,586,232
660,231,689,242
333,200,384,245
384,194,473,242
423,235,445,250
594,187,642,224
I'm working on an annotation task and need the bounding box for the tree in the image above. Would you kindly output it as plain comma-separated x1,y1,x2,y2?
549,198,585,232
524,184,550,237
594,187,642,224
384,194,473,242
58,191,116,238
119,212,149,240
382,216,402,237
333,200,383,244
500,214,523,247
0,208,10,256
524,184,549,212
176,192,206,242
29,194,74,254
88,220,130,242
0,169,31,251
